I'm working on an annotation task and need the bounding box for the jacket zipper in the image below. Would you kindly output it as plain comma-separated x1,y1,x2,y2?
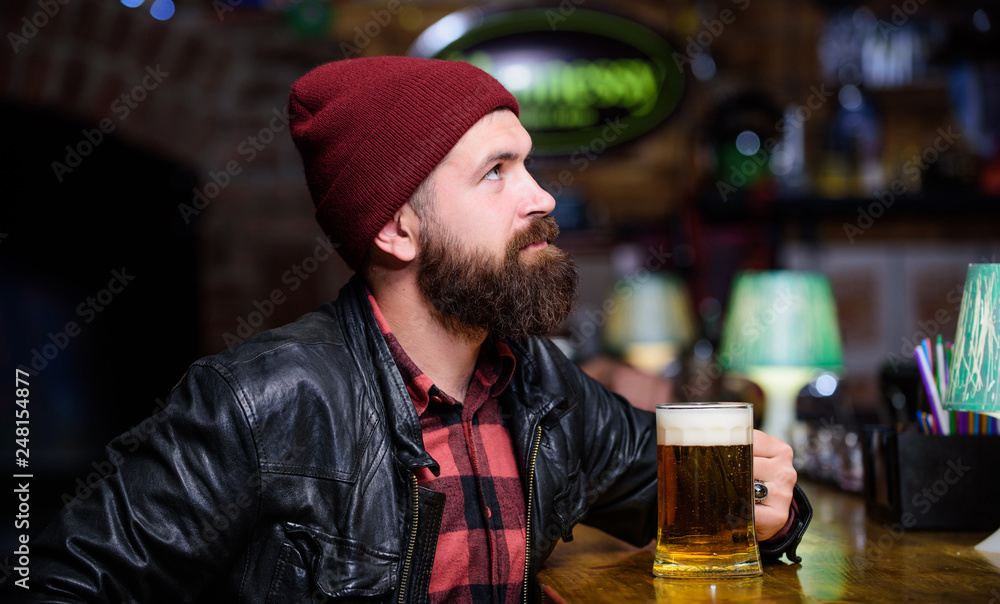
522,424,542,604
398,473,419,604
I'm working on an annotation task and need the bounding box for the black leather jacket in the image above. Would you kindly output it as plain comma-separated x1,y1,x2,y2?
9,277,810,603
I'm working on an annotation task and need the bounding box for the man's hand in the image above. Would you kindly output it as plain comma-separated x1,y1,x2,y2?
752,430,796,541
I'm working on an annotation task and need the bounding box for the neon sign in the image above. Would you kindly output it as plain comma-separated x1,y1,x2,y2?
409,6,685,156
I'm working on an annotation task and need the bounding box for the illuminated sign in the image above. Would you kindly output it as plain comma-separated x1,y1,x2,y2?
409,6,685,156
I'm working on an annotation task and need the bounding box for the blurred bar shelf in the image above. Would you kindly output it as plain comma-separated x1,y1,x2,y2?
698,189,1000,222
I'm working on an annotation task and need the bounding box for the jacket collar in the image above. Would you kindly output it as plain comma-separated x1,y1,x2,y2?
334,275,569,472
498,338,575,463
335,275,439,473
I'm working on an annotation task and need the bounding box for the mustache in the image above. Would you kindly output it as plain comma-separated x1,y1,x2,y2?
509,216,560,253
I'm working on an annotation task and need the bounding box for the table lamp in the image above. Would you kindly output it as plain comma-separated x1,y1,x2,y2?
943,263,1000,553
718,271,844,443
603,272,697,376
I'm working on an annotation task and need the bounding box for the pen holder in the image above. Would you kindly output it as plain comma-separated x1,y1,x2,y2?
861,426,1000,530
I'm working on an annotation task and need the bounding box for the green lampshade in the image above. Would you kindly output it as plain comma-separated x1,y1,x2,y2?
603,273,697,374
719,271,844,372
944,264,1000,414
604,273,696,353
718,271,843,441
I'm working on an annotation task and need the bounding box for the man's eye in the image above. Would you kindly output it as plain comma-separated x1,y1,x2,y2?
484,165,501,181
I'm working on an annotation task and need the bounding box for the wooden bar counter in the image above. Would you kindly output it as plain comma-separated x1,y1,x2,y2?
537,481,1000,602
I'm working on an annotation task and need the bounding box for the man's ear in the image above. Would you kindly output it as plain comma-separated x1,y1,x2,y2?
372,203,419,263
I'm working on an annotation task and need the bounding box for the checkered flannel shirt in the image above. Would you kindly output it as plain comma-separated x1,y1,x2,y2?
367,291,526,603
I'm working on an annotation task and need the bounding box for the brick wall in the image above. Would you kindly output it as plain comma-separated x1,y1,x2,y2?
2,0,352,354
2,0,707,355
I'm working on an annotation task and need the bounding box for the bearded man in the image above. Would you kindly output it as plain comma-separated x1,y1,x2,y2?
11,57,809,603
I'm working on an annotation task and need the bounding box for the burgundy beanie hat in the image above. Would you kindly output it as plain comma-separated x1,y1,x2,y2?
288,56,520,270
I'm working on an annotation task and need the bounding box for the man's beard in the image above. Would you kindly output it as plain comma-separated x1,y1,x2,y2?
416,215,578,341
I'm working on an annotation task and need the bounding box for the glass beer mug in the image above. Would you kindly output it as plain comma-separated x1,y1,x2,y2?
653,402,762,578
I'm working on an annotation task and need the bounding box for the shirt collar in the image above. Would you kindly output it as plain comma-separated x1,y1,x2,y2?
365,288,516,416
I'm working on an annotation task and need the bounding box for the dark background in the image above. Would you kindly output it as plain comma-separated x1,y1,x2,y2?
1,0,999,573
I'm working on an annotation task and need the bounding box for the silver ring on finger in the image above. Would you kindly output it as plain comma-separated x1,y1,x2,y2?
753,479,768,504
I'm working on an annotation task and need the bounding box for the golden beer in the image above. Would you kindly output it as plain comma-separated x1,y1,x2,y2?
653,403,762,578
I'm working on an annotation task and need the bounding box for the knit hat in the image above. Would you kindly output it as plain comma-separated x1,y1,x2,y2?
289,56,520,270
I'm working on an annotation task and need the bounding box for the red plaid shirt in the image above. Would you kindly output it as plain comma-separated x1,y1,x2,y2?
367,291,526,603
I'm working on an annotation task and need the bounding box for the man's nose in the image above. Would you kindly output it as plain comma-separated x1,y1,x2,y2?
521,171,556,219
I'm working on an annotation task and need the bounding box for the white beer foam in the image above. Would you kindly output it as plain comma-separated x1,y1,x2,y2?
656,406,753,446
